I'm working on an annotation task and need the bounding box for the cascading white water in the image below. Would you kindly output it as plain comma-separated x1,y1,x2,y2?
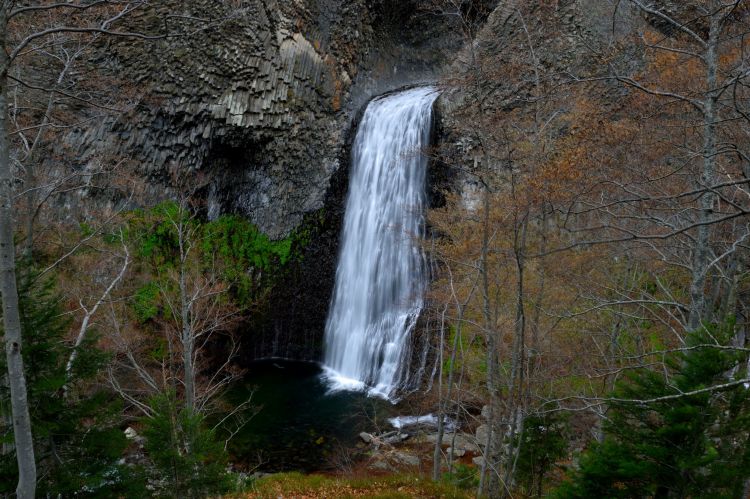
323,86,438,399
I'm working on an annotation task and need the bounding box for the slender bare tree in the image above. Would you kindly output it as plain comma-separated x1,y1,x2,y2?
0,3,211,495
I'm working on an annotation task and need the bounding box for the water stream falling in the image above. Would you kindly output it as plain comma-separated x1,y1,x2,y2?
323,86,439,399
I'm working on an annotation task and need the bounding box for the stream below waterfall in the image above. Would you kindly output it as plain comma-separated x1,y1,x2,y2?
224,359,393,472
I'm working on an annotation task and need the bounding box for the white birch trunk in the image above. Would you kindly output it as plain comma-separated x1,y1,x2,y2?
0,5,36,497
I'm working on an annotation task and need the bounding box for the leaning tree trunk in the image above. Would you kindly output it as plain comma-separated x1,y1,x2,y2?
0,6,36,498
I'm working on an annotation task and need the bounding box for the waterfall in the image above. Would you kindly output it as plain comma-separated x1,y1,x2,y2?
323,86,439,399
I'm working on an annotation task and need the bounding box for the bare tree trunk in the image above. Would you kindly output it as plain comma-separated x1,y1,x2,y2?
530,208,547,361
178,214,195,413
63,240,130,395
433,310,463,480
181,271,195,413
688,7,719,333
433,281,474,480
432,304,447,481
501,215,528,495
0,6,36,497
22,77,56,260
478,184,500,497
22,167,33,261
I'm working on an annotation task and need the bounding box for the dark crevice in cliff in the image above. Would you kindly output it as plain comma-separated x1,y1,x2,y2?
237,100,362,362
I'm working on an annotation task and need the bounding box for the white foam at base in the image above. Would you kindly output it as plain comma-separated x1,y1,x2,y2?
321,366,367,393
388,414,458,431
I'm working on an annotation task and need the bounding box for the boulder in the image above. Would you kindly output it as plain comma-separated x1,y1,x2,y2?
454,436,480,453
425,432,480,453
382,433,410,445
359,432,374,444
481,405,491,420
424,433,445,445
392,451,420,467
447,447,466,457
124,427,145,446
476,424,490,446
368,457,392,471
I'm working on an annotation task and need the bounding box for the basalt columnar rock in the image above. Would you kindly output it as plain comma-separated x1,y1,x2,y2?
67,0,462,239
56,0,465,360
60,0,652,361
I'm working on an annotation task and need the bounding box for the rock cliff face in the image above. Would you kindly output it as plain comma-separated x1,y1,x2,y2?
61,0,465,360
70,0,462,238
64,0,660,361
433,0,645,204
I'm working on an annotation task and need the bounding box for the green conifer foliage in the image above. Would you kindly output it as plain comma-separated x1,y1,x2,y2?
141,391,233,498
555,322,750,498
0,269,144,497
515,411,569,497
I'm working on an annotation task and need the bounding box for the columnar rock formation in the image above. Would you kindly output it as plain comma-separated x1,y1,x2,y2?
65,0,461,238
57,0,676,359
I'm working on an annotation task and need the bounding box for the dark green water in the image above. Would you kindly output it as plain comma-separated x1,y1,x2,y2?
224,359,392,472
